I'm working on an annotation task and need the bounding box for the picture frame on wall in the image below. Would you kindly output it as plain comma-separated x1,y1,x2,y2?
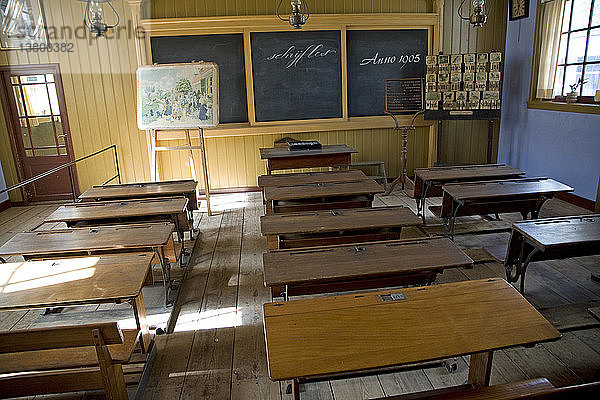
509,0,530,21
137,62,220,130
0,0,47,50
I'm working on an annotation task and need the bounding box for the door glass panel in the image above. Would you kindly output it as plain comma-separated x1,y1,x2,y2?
54,116,65,144
19,119,32,149
45,74,55,82
20,75,45,84
12,86,26,116
25,149,33,157
10,76,19,84
29,117,57,149
35,148,60,156
47,83,59,114
22,84,51,116
59,147,67,155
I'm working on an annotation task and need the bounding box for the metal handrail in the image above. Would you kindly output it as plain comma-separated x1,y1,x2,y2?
0,145,121,202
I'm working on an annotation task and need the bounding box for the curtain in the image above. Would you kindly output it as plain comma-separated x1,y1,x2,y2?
536,0,566,99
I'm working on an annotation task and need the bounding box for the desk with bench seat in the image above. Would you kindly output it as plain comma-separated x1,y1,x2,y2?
0,223,177,305
263,179,384,214
413,164,525,222
438,178,573,237
260,144,357,174
0,253,154,352
45,197,192,242
79,179,198,210
504,214,600,294
260,206,422,251
258,170,368,189
0,322,140,399
263,278,561,400
263,237,472,299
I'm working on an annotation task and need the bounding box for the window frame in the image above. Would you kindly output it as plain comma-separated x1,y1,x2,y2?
528,0,600,114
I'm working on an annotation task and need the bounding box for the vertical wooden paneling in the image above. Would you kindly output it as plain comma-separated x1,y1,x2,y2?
0,0,508,200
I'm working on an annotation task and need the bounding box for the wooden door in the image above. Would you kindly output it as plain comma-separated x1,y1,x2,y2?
0,64,78,202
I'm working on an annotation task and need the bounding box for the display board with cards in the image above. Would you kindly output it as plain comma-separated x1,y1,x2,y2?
424,52,502,120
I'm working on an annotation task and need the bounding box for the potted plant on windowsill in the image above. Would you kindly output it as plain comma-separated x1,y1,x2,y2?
566,77,587,103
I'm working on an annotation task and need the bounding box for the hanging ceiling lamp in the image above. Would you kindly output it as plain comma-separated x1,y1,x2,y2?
78,0,120,37
458,0,488,27
276,0,310,29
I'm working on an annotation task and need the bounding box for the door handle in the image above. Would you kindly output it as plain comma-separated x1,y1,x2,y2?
58,134,67,138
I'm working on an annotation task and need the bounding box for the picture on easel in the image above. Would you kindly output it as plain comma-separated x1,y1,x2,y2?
136,62,219,130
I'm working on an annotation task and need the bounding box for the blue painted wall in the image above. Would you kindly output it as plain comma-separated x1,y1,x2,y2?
498,0,600,201
0,159,8,203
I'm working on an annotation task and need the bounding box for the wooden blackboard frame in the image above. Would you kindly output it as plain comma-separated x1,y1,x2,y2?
140,14,441,149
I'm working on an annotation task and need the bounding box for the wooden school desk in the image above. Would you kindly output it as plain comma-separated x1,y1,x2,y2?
413,164,524,222
263,278,561,400
45,197,192,242
439,177,573,237
504,214,600,294
260,206,422,251
0,223,177,305
0,253,154,352
258,170,368,204
263,179,384,214
263,237,472,299
259,144,357,174
79,179,198,211
258,170,367,188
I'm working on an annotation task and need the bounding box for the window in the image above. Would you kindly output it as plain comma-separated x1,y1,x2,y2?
530,0,600,113
553,0,600,98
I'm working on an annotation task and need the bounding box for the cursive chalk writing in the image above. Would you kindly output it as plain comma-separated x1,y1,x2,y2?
266,43,337,68
360,52,422,66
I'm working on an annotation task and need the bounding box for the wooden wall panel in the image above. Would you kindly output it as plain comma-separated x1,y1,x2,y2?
0,0,507,201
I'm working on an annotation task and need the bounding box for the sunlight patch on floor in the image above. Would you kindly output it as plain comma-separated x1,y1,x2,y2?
174,306,242,332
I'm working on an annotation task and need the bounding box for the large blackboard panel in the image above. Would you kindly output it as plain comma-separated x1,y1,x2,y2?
348,30,428,117
251,31,342,122
151,34,248,124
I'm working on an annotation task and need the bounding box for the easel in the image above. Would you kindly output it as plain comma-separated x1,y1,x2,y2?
150,128,212,216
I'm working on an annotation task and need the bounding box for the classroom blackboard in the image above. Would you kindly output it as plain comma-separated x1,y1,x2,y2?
251,31,342,122
348,30,428,117
150,34,248,124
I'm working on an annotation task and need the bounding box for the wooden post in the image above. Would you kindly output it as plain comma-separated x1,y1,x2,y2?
150,130,157,181
198,128,212,216
401,128,408,190
184,129,201,211
92,329,129,400
467,350,494,387
131,292,151,353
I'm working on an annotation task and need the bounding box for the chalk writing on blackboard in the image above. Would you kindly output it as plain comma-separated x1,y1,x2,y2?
265,43,338,69
360,53,423,69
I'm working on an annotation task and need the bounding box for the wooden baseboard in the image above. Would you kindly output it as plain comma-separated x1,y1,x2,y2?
555,192,596,211
0,199,10,212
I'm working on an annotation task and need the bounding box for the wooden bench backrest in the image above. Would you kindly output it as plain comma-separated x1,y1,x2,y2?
519,381,600,399
0,322,123,353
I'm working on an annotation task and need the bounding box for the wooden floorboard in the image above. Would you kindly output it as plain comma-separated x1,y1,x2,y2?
0,192,599,400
